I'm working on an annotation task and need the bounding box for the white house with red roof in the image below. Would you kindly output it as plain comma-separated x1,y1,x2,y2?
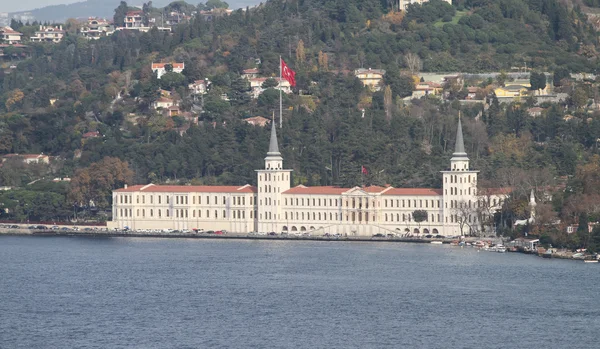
152,62,184,79
108,119,507,235
0,26,23,44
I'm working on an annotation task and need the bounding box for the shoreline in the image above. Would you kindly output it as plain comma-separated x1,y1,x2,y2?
2,230,597,262
0,229,453,244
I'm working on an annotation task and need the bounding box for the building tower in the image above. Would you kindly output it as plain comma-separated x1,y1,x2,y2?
256,121,292,233
529,189,536,222
442,117,479,236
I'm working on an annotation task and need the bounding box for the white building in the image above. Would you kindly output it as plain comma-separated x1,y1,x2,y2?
399,0,452,11
0,26,22,44
152,62,184,79
80,18,114,40
30,25,65,43
108,119,507,236
248,77,292,99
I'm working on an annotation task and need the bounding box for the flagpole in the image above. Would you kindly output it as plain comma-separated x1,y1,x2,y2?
279,55,283,129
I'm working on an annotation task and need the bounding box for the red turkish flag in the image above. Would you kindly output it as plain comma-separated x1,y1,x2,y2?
361,166,368,175
281,58,296,87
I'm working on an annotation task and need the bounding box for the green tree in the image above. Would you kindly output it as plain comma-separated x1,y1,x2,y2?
114,1,130,27
530,71,547,91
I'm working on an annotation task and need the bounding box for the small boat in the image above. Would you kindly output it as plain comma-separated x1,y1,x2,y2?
496,245,507,253
583,259,598,263
542,250,552,259
430,241,443,244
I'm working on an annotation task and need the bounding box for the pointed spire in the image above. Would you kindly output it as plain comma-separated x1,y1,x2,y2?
267,118,280,157
453,114,467,157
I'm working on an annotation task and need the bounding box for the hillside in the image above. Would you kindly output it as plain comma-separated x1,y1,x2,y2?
1,0,600,247
9,0,261,22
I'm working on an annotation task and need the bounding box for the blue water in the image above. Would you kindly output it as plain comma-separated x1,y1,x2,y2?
0,236,598,348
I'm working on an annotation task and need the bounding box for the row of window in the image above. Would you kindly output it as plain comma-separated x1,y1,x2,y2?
116,208,257,220
258,173,288,182
282,211,378,223
384,213,440,223
118,194,253,206
446,174,473,183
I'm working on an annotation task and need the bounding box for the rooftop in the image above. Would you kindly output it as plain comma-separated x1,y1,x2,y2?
115,183,257,193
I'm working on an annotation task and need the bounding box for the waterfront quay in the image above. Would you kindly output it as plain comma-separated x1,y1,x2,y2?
0,226,461,244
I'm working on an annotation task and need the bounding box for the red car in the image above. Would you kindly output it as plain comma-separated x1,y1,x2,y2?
214,230,224,235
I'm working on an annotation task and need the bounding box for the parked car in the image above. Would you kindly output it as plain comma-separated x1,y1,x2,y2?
36,225,48,230
214,230,224,235
268,232,277,236
372,233,385,238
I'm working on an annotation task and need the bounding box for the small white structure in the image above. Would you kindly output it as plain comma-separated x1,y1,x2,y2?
515,190,536,226
399,0,452,11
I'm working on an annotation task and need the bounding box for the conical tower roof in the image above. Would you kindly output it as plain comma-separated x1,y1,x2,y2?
266,119,281,158
453,116,468,158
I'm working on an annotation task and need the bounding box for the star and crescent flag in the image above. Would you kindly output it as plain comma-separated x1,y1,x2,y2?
281,58,296,87
361,166,369,175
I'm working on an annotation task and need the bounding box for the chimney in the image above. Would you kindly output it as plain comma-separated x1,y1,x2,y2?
124,184,128,189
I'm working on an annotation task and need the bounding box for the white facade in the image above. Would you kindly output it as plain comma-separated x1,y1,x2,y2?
152,62,185,79
30,25,64,43
108,119,506,236
1,26,22,44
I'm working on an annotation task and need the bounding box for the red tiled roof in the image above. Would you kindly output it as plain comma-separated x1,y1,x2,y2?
243,68,259,74
283,185,350,195
115,184,257,193
83,131,100,138
151,62,184,70
1,26,22,35
382,188,443,196
126,10,143,16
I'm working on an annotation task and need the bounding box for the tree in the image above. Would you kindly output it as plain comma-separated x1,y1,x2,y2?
530,71,547,91
296,39,305,66
262,78,279,89
68,157,134,210
404,52,422,75
114,1,129,27
205,0,229,9
383,85,393,122
412,209,428,234
453,201,477,236
159,72,186,90
553,67,570,87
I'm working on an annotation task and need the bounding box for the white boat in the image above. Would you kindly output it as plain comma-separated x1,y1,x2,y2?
430,241,443,244
496,245,507,253
583,260,598,263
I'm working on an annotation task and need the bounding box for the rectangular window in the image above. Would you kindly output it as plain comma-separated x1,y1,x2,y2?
166,196,169,204
167,209,170,217
193,196,195,205
176,196,179,205
223,196,226,205
223,210,226,218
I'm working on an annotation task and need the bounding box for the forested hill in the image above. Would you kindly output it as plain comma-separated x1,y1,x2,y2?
2,0,600,239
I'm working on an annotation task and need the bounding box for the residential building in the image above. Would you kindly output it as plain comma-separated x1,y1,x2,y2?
0,26,22,44
411,81,442,98
354,68,386,91
80,18,114,40
248,77,292,98
399,0,452,11
125,11,144,28
153,97,175,110
242,68,259,79
151,62,184,79
188,79,210,95
1,153,50,164
244,116,271,127
108,118,508,236
30,25,65,43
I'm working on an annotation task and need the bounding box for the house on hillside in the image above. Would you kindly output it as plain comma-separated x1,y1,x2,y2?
188,79,210,95
411,81,442,99
80,18,114,39
151,62,184,79
199,8,234,21
242,68,259,79
153,97,176,110
82,131,101,139
248,77,292,98
0,26,22,44
1,153,50,164
125,11,144,28
527,107,545,117
354,68,386,91
244,116,270,127
30,25,65,43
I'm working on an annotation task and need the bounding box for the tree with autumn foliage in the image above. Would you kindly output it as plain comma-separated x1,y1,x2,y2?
68,157,134,210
